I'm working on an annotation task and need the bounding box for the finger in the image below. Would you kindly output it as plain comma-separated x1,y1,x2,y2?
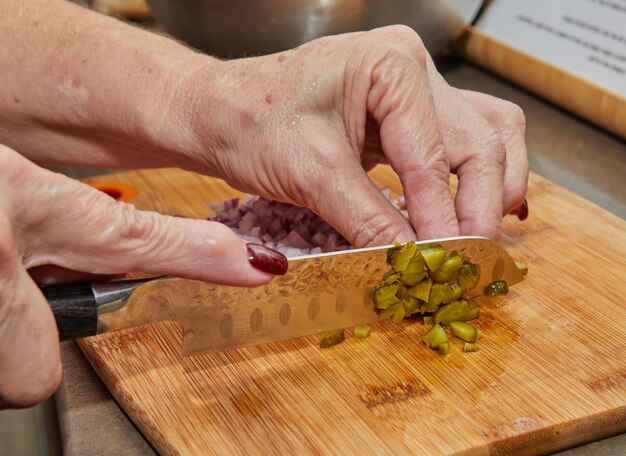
28,265,125,285
12,158,286,287
458,90,529,215
364,27,459,240
297,123,416,247
0,212,61,408
423,60,506,239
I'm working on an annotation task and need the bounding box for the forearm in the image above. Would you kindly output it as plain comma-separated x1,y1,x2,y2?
0,0,221,170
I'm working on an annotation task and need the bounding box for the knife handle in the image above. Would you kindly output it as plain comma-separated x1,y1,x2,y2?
41,283,98,341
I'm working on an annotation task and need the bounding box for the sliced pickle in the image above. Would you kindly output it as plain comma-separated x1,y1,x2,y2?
320,329,345,348
419,245,446,271
433,299,480,325
484,280,509,297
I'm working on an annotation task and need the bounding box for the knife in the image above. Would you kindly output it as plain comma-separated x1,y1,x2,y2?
42,236,523,356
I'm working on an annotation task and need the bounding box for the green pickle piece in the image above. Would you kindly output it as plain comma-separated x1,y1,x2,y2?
484,280,509,297
449,321,482,342
354,325,371,339
449,284,464,302
458,262,480,291
408,279,432,302
429,254,464,283
438,342,450,356
423,315,434,325
402,255,426,286
434,299,480,325
374,283,400,309
419,245,446,271
402,297,420,316
463,343,479,353
320,329,345,348
391,241,418,272
421,324,448,349
427,283,453,310
379,302,405,322
383,271,401,285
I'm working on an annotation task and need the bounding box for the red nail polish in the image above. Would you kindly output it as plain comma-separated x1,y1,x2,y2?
247,243,288,275
514,198,529,221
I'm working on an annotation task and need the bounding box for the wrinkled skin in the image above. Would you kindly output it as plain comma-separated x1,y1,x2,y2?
0,1,527,409
174,27,527,245
0,147,275,408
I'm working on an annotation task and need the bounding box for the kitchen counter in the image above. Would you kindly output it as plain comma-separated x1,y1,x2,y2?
54,59,625,455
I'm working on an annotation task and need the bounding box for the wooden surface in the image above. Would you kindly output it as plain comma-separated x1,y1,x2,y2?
91,0,150,20
78,166,626,455
455,27,626,141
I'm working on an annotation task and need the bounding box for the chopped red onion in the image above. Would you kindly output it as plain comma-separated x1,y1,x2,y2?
207,190,406,258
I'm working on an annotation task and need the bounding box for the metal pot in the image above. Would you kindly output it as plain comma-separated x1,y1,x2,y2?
147,0,483,58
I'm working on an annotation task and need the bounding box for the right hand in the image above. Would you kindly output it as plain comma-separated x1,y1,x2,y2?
164,25,528,245
0,145,286,409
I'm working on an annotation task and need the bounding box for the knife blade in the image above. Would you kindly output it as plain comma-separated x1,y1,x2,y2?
42,236,523,355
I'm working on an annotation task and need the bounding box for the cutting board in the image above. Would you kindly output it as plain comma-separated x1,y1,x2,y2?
78,166,626,455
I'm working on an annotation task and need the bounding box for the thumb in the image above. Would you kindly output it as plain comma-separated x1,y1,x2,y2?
18,163,286,286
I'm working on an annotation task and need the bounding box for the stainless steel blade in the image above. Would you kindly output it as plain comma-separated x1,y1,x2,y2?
97,236,523,355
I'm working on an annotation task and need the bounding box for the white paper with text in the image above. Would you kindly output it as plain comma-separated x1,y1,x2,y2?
476,0,626,98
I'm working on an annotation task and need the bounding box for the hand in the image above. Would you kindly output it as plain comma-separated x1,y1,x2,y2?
0,146,286,408
172,25,528,245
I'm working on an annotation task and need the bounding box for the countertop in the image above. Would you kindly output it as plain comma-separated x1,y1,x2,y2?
54,58,625,455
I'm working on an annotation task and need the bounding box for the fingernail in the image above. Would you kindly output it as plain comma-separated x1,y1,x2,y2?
511,198,529,221
247,243,288,275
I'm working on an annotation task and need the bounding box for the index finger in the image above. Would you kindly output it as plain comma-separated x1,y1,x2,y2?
365,29,459,240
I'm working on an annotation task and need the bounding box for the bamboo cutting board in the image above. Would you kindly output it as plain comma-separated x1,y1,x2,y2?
78,166,626,455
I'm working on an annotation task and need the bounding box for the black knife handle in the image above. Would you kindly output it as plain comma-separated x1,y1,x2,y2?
41,283,98,341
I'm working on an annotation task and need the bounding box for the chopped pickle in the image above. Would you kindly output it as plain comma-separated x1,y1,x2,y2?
379,302,405,322
408,278,432,302
383,271,401,285
391,241,418,272
515,261,528,276
419,245,446,271
374,283,400,309
434,299,480,325
429,254,464,283
449,321,482,342
396,284,409,301
371,241,494,356
458,262,479,291
421,324,448,348
354,325,371,339
377,295,399,310
402,254,426,286
449,284,464,302
402,297,420,316
320,329,345,348
390,305,406,323
484,280,509,297
463,343,479,353
427,283,452,309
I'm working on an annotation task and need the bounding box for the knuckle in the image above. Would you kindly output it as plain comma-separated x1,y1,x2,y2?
368,25,428,68
477,130,507,166
503,102,526,129
117,203,157,243
115,204,169,259
352,212,408,247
